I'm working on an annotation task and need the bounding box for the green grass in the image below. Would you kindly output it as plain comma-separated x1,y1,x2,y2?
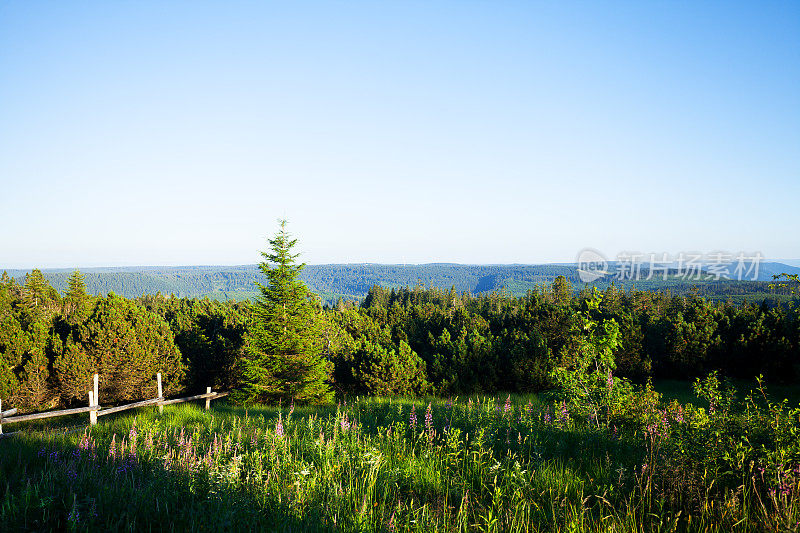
1,392,798,531
655,379,800,407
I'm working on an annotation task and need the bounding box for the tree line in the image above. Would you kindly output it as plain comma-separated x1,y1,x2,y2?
1,263,798,410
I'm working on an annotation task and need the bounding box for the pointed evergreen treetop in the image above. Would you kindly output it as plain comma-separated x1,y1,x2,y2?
66,270,87,300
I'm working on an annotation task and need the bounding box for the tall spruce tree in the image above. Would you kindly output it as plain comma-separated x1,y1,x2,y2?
63,270,90,324
236,220,332,404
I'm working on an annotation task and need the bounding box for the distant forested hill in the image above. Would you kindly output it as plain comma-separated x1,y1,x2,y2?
4,262,799,305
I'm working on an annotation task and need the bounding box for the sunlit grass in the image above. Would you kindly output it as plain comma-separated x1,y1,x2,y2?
1,393,797,531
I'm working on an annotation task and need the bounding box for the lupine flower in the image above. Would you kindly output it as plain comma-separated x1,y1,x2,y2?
276,414,284,438
558,402,569,424
445,398,453,409
340,413,351,432
606,370,614,392
543,407,551,425
410,405,417,429
503,395,512,414
425,403,433,434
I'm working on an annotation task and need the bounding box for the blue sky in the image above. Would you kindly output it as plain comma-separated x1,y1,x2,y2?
1,1,798,268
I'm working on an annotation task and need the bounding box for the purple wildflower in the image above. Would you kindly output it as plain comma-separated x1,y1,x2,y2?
425,403,433,434
410,405,417,429
558,402,569,424
275,414,284,438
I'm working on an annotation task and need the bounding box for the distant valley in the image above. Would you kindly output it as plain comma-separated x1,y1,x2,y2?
4,262,800,305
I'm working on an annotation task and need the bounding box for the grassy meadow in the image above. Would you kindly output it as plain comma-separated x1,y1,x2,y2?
2,385,800,532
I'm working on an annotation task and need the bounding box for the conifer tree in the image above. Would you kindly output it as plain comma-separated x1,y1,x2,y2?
63,270,90,324
23,269,49,311
236,220,332,404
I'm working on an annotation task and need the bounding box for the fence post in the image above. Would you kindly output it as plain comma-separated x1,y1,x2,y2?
89,391,97,425
157,373,163,414
205,387,211,410
93,373,99,411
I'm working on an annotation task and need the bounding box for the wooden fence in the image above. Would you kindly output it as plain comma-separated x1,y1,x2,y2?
0,373,228,437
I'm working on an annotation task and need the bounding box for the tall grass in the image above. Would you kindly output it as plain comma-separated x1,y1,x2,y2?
1,393,798,531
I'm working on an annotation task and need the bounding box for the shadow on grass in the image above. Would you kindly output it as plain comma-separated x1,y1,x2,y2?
0,431,329,532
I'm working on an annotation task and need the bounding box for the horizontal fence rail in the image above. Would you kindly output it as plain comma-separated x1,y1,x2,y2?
160,391,229,406
0,373,228,437
96,397,164,418
2,405,100,425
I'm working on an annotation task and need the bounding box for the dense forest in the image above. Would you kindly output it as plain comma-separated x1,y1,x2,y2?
1,268,798,411
5,262,799,305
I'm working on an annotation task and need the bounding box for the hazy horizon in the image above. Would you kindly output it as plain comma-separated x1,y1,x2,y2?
5,258,800,273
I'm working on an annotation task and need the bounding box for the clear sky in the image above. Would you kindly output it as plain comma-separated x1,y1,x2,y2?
1,1,798,268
